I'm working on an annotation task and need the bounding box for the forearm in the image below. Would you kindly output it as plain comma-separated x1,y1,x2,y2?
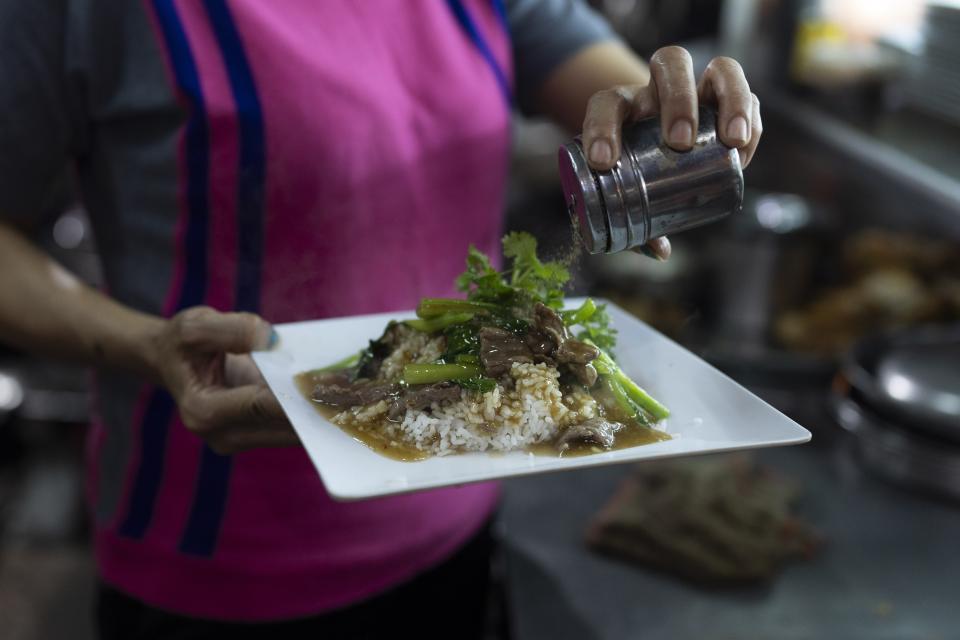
535,41,650,133
0,221,163,379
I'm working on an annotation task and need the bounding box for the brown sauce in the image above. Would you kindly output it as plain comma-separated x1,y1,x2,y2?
295,372,429,461
295,370,670,462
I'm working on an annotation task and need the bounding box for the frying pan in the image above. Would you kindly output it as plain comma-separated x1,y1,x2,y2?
840,324,960,443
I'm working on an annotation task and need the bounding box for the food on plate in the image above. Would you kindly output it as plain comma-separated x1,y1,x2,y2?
296,232,670,460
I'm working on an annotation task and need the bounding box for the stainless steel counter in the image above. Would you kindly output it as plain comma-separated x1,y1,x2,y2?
498,437,960,640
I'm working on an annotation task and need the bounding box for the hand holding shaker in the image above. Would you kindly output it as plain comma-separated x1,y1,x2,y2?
558,107,744,254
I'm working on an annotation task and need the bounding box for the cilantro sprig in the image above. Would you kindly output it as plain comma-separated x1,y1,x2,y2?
457,232,569,310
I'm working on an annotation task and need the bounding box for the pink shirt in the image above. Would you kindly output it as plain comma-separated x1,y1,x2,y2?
94,0,510,620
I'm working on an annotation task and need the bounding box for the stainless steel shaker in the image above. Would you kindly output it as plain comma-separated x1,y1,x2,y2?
558,107,744,254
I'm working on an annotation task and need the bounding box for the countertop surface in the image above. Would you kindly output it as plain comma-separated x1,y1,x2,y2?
498,434,960,640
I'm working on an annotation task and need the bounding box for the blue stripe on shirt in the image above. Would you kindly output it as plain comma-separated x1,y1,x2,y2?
446,0,513,106
118,0,211,540
178,0,267,558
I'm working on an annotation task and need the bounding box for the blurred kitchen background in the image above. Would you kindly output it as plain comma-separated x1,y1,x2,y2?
3,1,960,638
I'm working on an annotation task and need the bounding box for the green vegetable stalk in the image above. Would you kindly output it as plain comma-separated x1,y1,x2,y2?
416,298,497,319
403,363,482,385
404,312,474,333
590,341,670,421
314,350,363,373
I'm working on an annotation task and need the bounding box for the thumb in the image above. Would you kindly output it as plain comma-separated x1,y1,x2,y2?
631,236,672,261
175,307,276,354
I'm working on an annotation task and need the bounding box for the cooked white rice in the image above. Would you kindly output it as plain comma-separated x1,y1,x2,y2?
331,328,600,455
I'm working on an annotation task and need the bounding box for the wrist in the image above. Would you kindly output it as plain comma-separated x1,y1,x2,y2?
90,307,168,383
127,313,168,384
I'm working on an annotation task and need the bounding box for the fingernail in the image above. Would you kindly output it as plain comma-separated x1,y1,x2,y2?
726,116,749,145
253,322,276,351
588,140,613,166
668,120,693,148
267,328,279,349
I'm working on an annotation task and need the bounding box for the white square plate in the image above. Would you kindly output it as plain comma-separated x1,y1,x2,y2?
253,300,810,501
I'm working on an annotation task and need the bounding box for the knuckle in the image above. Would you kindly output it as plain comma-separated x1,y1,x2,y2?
247,391,271,423
248,387,275,422
585,89,610,108
752,93,761,108
586,87,624,112
582,115,612,134
173,306,214,344
180,395,215,432
664,87,697,107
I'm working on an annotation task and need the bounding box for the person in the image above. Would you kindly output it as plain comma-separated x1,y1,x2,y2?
0,0,761,637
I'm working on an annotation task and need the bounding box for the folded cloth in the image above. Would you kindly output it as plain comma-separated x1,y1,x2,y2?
585,454,820,585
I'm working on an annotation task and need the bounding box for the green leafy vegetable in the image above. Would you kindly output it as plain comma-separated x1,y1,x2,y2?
501,232,570,310
457,232,570,312
443,323,480,360
561,298,597,325
574,302,617,352
458,376,498,393
455,246,513,303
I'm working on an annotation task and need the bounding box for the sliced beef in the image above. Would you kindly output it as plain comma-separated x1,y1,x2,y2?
312,376,398,408
557,417,623,453
387,382,463,421
479,327,534,377
403,382,462,410
557,340,600,365
534,302,570,345
566,362,599,387
524,329,556,366
532,303,600,386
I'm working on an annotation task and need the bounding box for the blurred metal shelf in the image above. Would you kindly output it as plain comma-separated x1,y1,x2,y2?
762,91,960,223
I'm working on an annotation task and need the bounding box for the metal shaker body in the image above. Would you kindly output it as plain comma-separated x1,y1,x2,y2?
558,107,744,254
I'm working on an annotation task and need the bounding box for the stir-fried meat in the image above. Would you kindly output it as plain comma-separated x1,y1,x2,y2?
566,362,599,387
478,304,599,384
533,302,570,345
557,340,600,365
402,382,462,411
479,327,534,377
557,417,623,453
312,375,398,408
523,329,556,365
387,382,463,421
532,303,600,385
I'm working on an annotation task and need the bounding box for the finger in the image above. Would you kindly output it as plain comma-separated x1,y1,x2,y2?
631,236,672,261
649,46,699,150
698,57,753,149
225,354,265,387
181,384,290,435
582,85,638,170
175,306,275,354
738,94,762,167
